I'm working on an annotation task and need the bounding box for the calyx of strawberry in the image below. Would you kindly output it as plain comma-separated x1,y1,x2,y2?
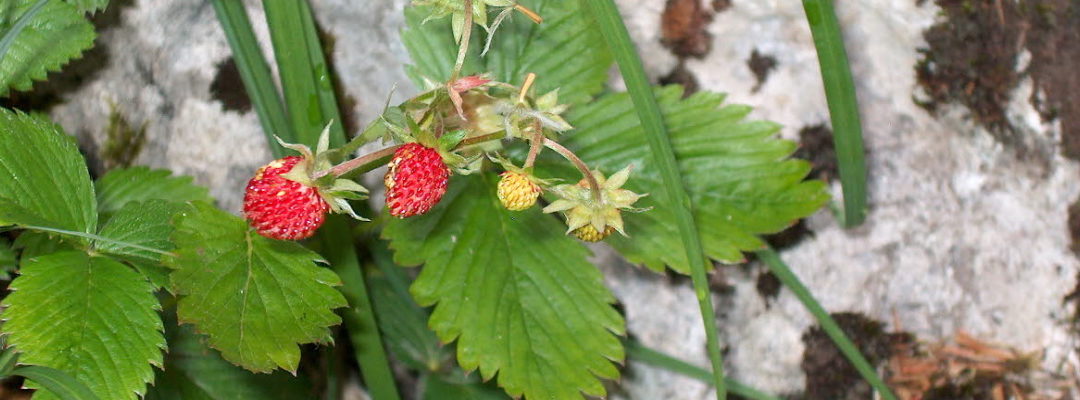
276,123,370,221
543,166,648,237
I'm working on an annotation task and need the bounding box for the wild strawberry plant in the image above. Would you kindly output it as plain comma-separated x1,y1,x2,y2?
0,0,831,399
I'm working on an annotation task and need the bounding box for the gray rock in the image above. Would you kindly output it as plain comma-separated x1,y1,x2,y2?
43,0,1080,398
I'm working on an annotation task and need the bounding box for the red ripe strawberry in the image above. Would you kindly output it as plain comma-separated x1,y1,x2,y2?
243,156,330,240
384,143,450,218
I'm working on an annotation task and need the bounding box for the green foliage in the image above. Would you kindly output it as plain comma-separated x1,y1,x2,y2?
422,373,508,400
383,174,624,399
367,251,450,372
0,103,336,394
146,313,312,400
12,230,72,260
402,0,611,106
95,200,185,288
535,87,830,272
95,167,213,219
368,244,509,399
64,0,109,14
0,108,97,236
1,251,165,400
0,0,95,96
11,366,101,400
0,238,14,279
168,202,347,373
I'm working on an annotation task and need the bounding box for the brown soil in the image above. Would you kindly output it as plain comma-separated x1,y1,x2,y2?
917,0,1080,161
1070,199,1080,254
747,49,776,93
712,0,732,13
1024,0,1080,160
210,58,252,113
659,62,700,97
661,0,713,59
796,313,910,400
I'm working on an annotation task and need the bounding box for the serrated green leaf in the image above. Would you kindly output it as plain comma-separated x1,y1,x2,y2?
0,197,56,228
0,108,97,235
403,0,611,106
146,311,313,400
383,174,624,400
168,202,347,373
95,167,213,219
1,251,165,400
535,86,830,272
0,0,95,96
95,200,184,288
63,0,108,13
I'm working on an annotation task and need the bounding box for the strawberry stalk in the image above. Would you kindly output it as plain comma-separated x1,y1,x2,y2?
543,138,602,202
518,73,544,169
523,129,543,168
315,131,508,179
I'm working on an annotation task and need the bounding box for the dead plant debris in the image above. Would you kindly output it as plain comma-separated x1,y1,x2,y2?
887,327,1074,400
661,0,713,59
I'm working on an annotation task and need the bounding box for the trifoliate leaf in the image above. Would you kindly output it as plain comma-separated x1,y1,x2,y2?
0,108,97,236
1,251,165,400
383,174,624,400
535,86,830,272
168,202,347,373
95,200,185,288
146,312,313,400
64,0,109,13
0,0,95,96
95,166,213,218
403,0,611,106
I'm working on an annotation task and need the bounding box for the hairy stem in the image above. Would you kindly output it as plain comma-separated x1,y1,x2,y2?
317,132,507,179
523,129,543,168
317,146,400,180
543,138,601,202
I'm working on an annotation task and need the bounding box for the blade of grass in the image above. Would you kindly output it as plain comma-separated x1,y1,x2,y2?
756,248,897,400
295,0,346,146
624,339,779,400
256,1,399,398
318,216,401,400
581,1,727,398
802,0,867,227
210,0,292,157
262,0,345,148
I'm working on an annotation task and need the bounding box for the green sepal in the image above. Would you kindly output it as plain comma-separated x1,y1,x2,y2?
437,129,468,151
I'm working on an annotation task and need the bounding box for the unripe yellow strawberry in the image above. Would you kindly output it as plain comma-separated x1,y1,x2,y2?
572,225,615,242
497,171,541,211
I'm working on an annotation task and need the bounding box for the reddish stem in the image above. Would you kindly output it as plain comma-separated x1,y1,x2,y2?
543,138,601,202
